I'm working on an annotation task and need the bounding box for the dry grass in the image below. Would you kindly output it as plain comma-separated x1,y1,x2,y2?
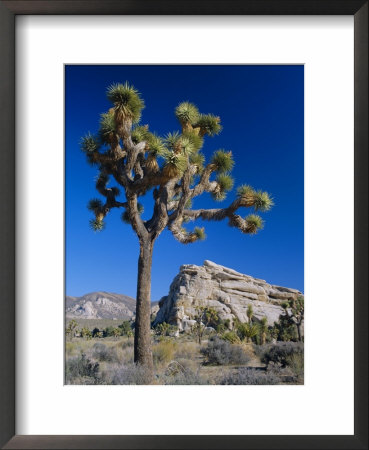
65,334,302,385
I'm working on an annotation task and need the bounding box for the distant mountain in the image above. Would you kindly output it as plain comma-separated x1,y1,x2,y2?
66,291,136,320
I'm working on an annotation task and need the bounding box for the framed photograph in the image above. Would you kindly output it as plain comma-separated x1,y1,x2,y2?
0,1,367,449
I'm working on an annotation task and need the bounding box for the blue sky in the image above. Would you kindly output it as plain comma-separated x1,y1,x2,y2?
65,65,304,300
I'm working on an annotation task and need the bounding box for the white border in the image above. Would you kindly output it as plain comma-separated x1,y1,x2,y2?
16,16,354,435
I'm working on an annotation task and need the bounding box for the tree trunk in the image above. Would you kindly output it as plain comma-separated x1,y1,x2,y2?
134,239,154,370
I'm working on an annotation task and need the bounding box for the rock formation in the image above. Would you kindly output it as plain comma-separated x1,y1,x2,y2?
153,260,303,331
66,291,136,320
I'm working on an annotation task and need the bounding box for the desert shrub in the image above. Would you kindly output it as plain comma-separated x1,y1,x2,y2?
153,340,177,365
259,342,304,368
103,326,115,337
273,310,300,342
80,327,92,340
161,360,210,385
92,342,119,363
118,320,134,337
222,331,240,344
285,352,304,379
220,368,281,385
201,337,250,366
154,322,178,337
165,369,210,385
111,364,153,385
92,327,101,338
236,322,259,343
65,353,100,384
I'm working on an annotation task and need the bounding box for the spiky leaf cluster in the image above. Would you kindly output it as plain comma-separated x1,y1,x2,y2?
182,131,204,151
237,184,255,198
164,132,181,151
245,214,263,234
211,150,234,173
194,226,206,241
87,198,103,212
146,133,166,156
131,125,150,144
253,191,274,212
161,149,188,174
178,136,196,156
89,218,105,232
195,114,222,136
216,174,234,192
106,82,144,123
175,102,200,125
99,112,115,144
80,133,99,153
190,152,205,173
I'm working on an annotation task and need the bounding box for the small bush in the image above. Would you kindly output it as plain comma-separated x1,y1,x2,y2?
154,322,178,337
286,352,304,379
118,320,134,336
92,342,119,363
220,368,281,385
111,364,153,385
161,360,210,385
222,331,240,344
103,326,115,337
201,337,250,366
259,342,304,368
153,340,177,365
65,353,100,384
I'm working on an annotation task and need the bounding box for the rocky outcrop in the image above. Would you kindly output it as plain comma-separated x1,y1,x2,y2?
154,260,303,331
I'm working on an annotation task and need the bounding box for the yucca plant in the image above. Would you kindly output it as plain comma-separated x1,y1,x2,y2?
106,82,144,124
80,81,273,372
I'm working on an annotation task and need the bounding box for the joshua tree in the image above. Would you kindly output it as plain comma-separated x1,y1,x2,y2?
236,322,259,343
281,296,304,342
65,319,78,340
192,305,219,345
80,82,273,369
80,327,92,340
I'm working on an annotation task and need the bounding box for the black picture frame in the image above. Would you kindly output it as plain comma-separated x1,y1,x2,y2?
0,1,367,449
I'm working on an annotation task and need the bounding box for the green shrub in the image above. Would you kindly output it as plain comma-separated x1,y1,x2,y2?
103,326,115,337
80,327,92,340
201,337,250,366
259,342,304,368
92,327,101,338
221,331,240,344
154,322,178,336
118,320,134,336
